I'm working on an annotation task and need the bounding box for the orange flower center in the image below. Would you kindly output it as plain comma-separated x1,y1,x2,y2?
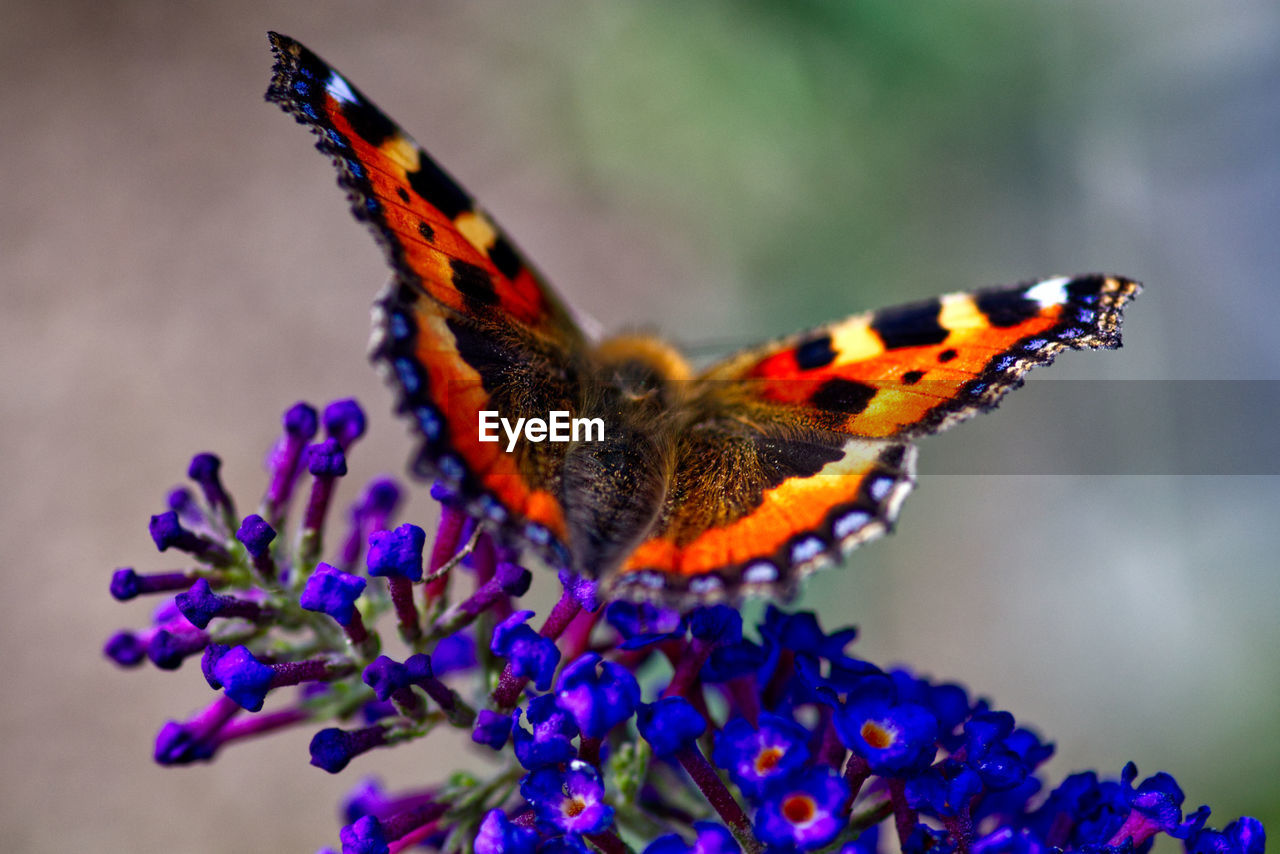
861,720,893,749
563,797,586,818
755,746,784,774
782,794,816,825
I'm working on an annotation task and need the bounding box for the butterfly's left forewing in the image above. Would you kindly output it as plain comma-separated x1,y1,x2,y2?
267,33,582,562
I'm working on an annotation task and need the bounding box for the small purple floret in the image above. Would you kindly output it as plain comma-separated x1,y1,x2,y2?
188,452,233,515
491,611,560,691
367,523,426,581
754,768,849,850
512,694,578,770
147,624,210,670
307,438,348,477
284,401,320,439
712,713,812,798
606,600,685,649
363,656,409,702
475,809,538,854
166,486,203,524
521,760,614,835
110,567,195,601
430,632,476,675
300,563,366,626
555,652,640,739
148,510,197,552
323,398,367,450
472,709,513,750
904,758,985,818
835,678,938,776
637,697,707,758
1187,817,1267,854
310,725,388,773
557,568,601,612
236,514,276,558
339,814,388,854
154,720,218,765
643,822,741,854
104,630,147,667
689,604,742,645
212,645,275,711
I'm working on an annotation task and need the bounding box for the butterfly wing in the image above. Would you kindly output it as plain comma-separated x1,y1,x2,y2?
267,33,582,561
612,275,1140,603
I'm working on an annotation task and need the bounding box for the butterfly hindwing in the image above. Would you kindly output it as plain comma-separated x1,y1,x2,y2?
609,275,1139,603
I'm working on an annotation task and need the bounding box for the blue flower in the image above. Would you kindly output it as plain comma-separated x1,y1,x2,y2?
636,697,706,758
521,760,614,835
235,514,276,558
512,694,578,770
754,768,849,850
491,610,561,691
211,645,275,711
338,814,387,854
430,630,477,675
835,677,938,776
904,758,984,818
299,563,366,626
323,398,367,449
475,809,538,854
361,656,409,701
366,523,426,581
306,437,348,477
1109,762,1210,844
1187,817,1267,854
963,710,1047,792
605,600,685,649
472,709,513,750
555,652,640,738
711,713,811,799
688,605,742,645
643,822,741,853
309,725,388,773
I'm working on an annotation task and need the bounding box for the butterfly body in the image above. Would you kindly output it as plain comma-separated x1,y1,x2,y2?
269,34,1139,606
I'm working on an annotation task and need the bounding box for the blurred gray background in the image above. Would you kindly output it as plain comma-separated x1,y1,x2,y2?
4,1,1277,851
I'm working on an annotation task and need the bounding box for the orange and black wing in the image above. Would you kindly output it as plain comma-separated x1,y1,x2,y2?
267,33,581,564
611,275,1139,603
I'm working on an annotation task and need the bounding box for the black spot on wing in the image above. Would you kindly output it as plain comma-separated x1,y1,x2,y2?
396,186,410,203
1065,275,1107,299
811,378,876,414
487,237,523,281
976,290,1039,328
450,259,498,307
938,348,958,363
338,92,398,149
795,335,838,370
901,370,924,385
417,221,434,242
871,300,948,349
754,436,844,489
406,158,471,220
444,317,507,391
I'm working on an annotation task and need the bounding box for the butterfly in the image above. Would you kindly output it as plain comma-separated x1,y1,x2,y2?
267,33,1139,607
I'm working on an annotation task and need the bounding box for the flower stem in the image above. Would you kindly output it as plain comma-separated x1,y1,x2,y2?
676,743,762,854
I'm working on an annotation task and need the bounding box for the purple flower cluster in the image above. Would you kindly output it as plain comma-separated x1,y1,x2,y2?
106,401,1265,854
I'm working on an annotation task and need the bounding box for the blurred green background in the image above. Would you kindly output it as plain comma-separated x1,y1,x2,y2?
4,1,1277,851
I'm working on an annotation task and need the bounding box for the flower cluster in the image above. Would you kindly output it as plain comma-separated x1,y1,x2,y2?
106,400,1266,854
